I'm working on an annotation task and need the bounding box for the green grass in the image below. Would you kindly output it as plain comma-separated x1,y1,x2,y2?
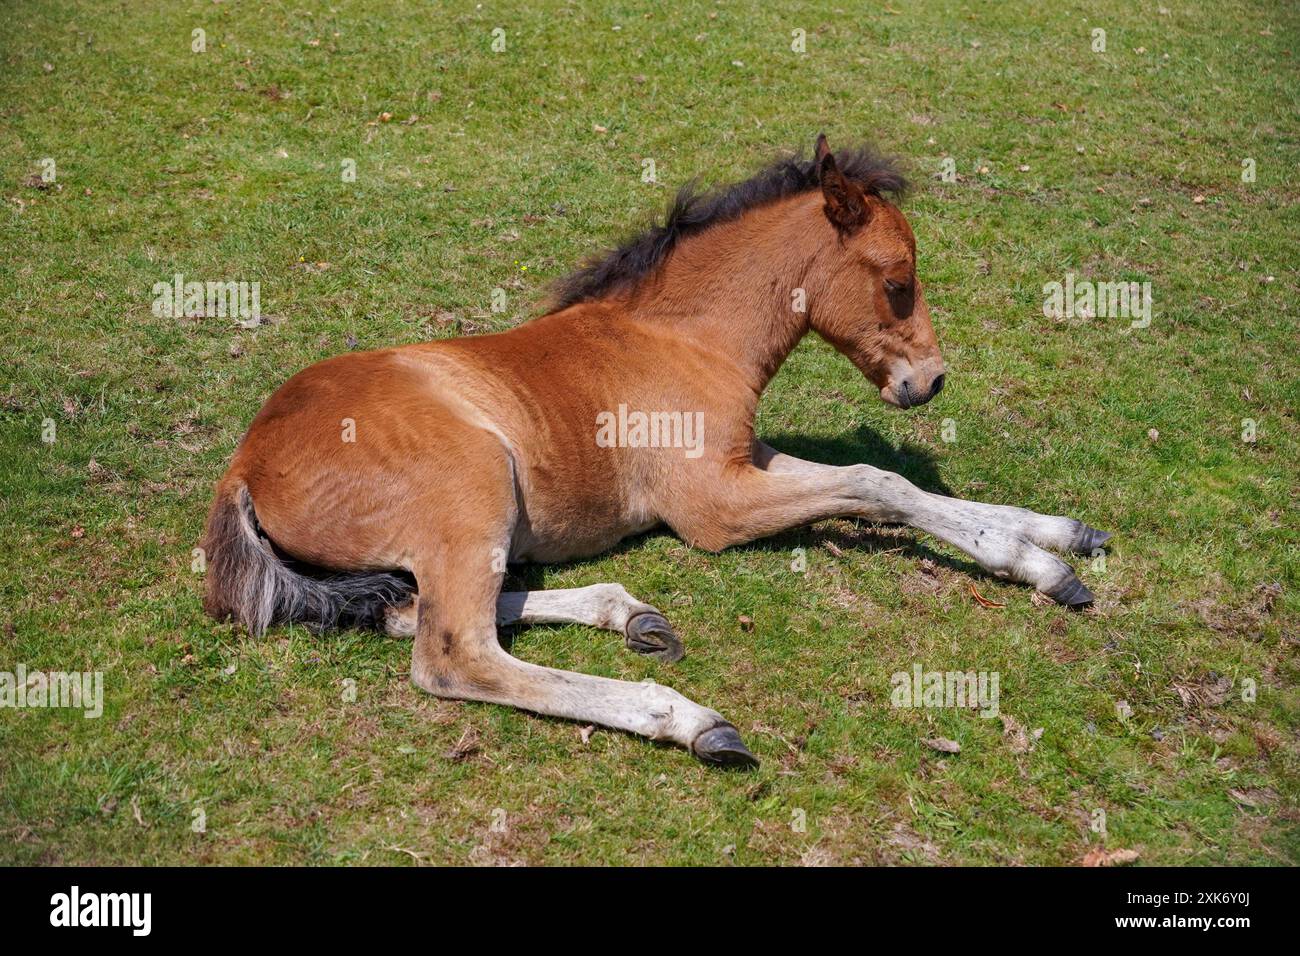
1,0,1297,865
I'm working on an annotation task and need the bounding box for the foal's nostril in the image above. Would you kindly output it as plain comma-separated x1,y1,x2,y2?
930,374,946,399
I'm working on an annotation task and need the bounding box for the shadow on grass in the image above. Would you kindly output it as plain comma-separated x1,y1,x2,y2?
760,424,954,496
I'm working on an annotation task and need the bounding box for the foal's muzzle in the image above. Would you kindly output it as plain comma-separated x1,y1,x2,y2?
896,373,945,409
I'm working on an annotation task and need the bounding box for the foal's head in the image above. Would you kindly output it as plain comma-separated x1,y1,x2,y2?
808,135,945,409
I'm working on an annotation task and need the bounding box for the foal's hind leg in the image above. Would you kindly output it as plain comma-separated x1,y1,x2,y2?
411,566,751,765
497,585,684,662
405,467,751,765
386,583,684,662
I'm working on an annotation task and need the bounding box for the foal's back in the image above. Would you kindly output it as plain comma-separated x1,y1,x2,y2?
219,304,751,572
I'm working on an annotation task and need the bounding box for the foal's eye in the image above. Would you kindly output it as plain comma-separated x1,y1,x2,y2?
883,278,914,319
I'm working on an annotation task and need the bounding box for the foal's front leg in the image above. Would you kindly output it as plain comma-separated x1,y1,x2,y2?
676,443,1109,605
757,443,1112,578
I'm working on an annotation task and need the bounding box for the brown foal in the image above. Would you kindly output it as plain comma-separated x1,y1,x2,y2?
203,135,1109,767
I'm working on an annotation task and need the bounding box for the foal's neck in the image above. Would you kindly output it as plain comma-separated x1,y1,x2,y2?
622,193,823,394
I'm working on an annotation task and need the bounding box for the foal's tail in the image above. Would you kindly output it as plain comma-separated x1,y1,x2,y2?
202,481,416,636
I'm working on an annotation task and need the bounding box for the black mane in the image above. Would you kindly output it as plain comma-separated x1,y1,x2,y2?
550,143,907,311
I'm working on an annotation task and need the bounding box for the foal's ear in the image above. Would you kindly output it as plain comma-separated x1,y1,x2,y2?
814,132,833,165
815,133,869,234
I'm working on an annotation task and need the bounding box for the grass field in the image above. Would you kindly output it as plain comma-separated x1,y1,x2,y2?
1,0,1297,866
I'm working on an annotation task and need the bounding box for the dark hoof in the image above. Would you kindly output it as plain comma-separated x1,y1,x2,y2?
1070,522,1113,556
693,724,759,769
625,612,684,663
1046,575,1095,609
